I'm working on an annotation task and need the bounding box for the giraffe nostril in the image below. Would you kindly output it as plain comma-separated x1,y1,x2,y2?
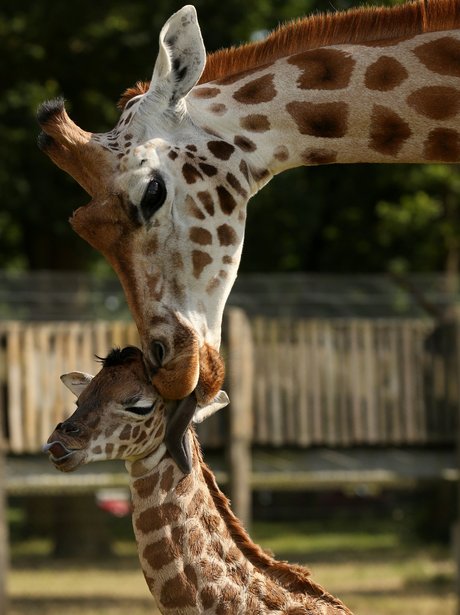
61,421,80,435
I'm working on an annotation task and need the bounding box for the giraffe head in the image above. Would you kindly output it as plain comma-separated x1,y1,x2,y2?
37,6,257,408
43,346,227,473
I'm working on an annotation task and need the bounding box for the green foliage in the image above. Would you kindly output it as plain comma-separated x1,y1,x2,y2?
0,0,458,273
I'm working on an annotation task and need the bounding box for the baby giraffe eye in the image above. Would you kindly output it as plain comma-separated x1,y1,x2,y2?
140,177,166,220
125,402,156,416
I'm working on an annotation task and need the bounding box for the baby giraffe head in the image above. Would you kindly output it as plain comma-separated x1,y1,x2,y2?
44,346,225,474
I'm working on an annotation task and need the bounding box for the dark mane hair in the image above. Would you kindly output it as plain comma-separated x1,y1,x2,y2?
97,346,143,368
118,0,460,108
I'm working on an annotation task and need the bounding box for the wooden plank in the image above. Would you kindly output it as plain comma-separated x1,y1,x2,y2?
295,320,310,447
7,323,23,453
268,319,283,446
363,321,378,444
38,325,52,445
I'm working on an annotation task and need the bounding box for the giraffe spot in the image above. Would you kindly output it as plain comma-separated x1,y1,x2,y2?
273,145,289,161
364,56,408,91
197,191,215,216
407,86,460,120
186,195,206,220
119,425,132,441
206,277,221,293
240,114,271,132
192,250,213,278
250,166,270,183
217,185,237,214
143,536,177,570
200,586,217,609
105,443,114,455
160,572,197,608
288,48,355,90
187,489,205,515
187,525,206,556
198,162,217,177
207,140,235,160
222,255,233,264
423,128,460,162
171,525,185,548
135,503,181,533
190,227,213,246
171,251,184,269
233,74,277,105
239,159,250,182
369,105,412,156
92,445,102,455
182,163,203,184
286,101,349,138
184,564,198,589
217,223,237,246
226,172,248,197
132,425,140,439
200,559,225,582
234,135,257,152
175,473,194,496
168,150,178,160
216,65,269,86
118,445,128,457
301,148,337,165
133,472,159,499
186,144,197,152
192,86,221,98
209,103,227,115
216,585,239,615
160,464,175,492
414,36,460,78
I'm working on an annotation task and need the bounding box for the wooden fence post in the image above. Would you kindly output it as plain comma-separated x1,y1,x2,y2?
0,417,9,615
226,308,254,528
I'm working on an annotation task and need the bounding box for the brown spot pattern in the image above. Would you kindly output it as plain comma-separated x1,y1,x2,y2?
192,250,212,278
187,489,205,516
133,472,159,499
288,48,355,90
175,474,194,496
160,465,175,492
207,141,235,160
135,503,181,534
239,159,250,182
233,74,277,104
240,114,271,132
286,101,349,138
217,223,237,246
273,145,289,161
160,572,197,609
192,87,221,98
407,86,460,120
187,525,206,556
217,185,237,214
186,196,206,220
190,227,213,246
369,105,411,156
414,36,460,78
198,162,217,177
364,56,408,91
424,128,460,162
209,103,227,115
182,163,203,184
226,172,248,197
200,586,217,609
168,150,178,161
119,424,131,441
301,148,337,165
234,135,257,152
143,536,177,570
197,190,215,216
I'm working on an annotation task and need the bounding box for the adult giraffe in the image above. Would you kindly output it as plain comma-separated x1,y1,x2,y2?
38,0,460,449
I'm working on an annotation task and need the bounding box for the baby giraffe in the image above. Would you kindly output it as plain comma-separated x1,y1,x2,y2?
44,346,351,615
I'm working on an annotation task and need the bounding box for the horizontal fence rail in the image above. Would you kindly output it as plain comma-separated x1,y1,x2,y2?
0,314,457,453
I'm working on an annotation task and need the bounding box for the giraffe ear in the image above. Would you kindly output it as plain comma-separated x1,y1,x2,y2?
60,371,93,398
146,5,205,110
193,390,230,424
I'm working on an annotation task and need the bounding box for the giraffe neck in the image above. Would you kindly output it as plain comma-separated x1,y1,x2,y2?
189,28,460,183
126,432,351,614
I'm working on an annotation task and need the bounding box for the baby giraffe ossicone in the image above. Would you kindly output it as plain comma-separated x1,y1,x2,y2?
44,346,351,615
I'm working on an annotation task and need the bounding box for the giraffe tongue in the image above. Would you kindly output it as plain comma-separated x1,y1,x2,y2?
164,394,197,474
42,441,72,460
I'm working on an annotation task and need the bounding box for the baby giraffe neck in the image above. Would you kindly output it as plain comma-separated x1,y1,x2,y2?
126,432,351,614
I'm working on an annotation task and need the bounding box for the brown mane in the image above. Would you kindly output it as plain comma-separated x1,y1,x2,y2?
194,437,349,612
118,0,460,108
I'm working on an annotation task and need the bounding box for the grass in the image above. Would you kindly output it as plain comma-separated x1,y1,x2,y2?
7,520,456,615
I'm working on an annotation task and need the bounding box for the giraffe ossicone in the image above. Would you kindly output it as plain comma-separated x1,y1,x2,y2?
38,1,460,412
44,347,352,614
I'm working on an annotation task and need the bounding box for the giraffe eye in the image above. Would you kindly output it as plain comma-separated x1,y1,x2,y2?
140,177,166,220
125,402,156,416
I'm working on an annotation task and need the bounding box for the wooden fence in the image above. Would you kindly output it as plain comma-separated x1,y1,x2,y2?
0,312,458,454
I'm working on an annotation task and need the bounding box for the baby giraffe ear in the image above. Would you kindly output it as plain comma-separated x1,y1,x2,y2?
60,372,93,398
147,5,205,109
